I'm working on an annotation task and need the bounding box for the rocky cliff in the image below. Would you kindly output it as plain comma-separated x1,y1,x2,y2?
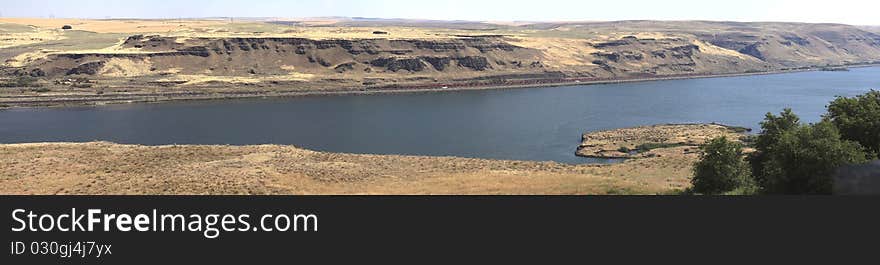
21,36,546,79
5,20,880,89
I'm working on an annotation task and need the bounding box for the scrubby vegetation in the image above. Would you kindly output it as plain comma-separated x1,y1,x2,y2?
0,76,40,88
614,142,686,154
826,90,880,156
635,142,687,152
723,125,752,133
691,137,753,195
693,91,878,195
756,121,868,194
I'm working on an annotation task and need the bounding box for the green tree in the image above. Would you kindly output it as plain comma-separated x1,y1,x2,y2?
755,108,801,151
692,137,753,194
826,90,880,157
749,108,800,186
759,121,868,194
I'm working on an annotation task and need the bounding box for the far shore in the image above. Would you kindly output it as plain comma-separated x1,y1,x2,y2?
2,63,877,109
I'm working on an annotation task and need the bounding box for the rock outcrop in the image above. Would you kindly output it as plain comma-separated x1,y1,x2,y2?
24,36,543,77
10,21,880,87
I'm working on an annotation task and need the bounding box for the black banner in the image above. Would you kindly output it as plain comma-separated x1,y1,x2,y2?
2,196,879,263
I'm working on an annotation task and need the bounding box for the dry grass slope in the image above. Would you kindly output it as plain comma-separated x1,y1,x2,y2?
0,141,699,195
577,124,747,158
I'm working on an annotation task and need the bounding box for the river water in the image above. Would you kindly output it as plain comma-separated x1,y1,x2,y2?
1,67,878,164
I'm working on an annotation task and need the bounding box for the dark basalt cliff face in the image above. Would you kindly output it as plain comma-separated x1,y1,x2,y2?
65,61,106,75
584,36,763,76
26,36,545,77
16,21,880,83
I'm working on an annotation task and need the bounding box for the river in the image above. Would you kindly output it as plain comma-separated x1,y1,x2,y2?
1,67,878,163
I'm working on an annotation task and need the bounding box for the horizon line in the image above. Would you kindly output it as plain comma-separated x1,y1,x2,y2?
0,16,875,27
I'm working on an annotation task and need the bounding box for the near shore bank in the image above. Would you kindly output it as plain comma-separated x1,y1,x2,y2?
0,124,749,195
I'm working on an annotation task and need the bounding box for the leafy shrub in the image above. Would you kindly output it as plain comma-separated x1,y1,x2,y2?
826,90,880,157
689,92,877,195
691,137,753,194
755,108,800,152
749,108,800,185
739,135,757,146
759,121,868,194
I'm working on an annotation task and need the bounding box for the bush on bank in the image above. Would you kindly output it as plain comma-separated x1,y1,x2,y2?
693,91,877,195
826,90,880,157
691,137,752,195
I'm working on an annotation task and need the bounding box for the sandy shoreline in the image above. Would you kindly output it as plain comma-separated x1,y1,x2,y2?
3,64,876,109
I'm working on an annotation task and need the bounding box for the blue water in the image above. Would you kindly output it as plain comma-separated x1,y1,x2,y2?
1,67,878,164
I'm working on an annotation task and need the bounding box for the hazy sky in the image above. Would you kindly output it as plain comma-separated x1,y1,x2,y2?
2,0,878,25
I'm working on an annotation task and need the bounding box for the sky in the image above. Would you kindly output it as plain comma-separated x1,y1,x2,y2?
1,0,878,25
